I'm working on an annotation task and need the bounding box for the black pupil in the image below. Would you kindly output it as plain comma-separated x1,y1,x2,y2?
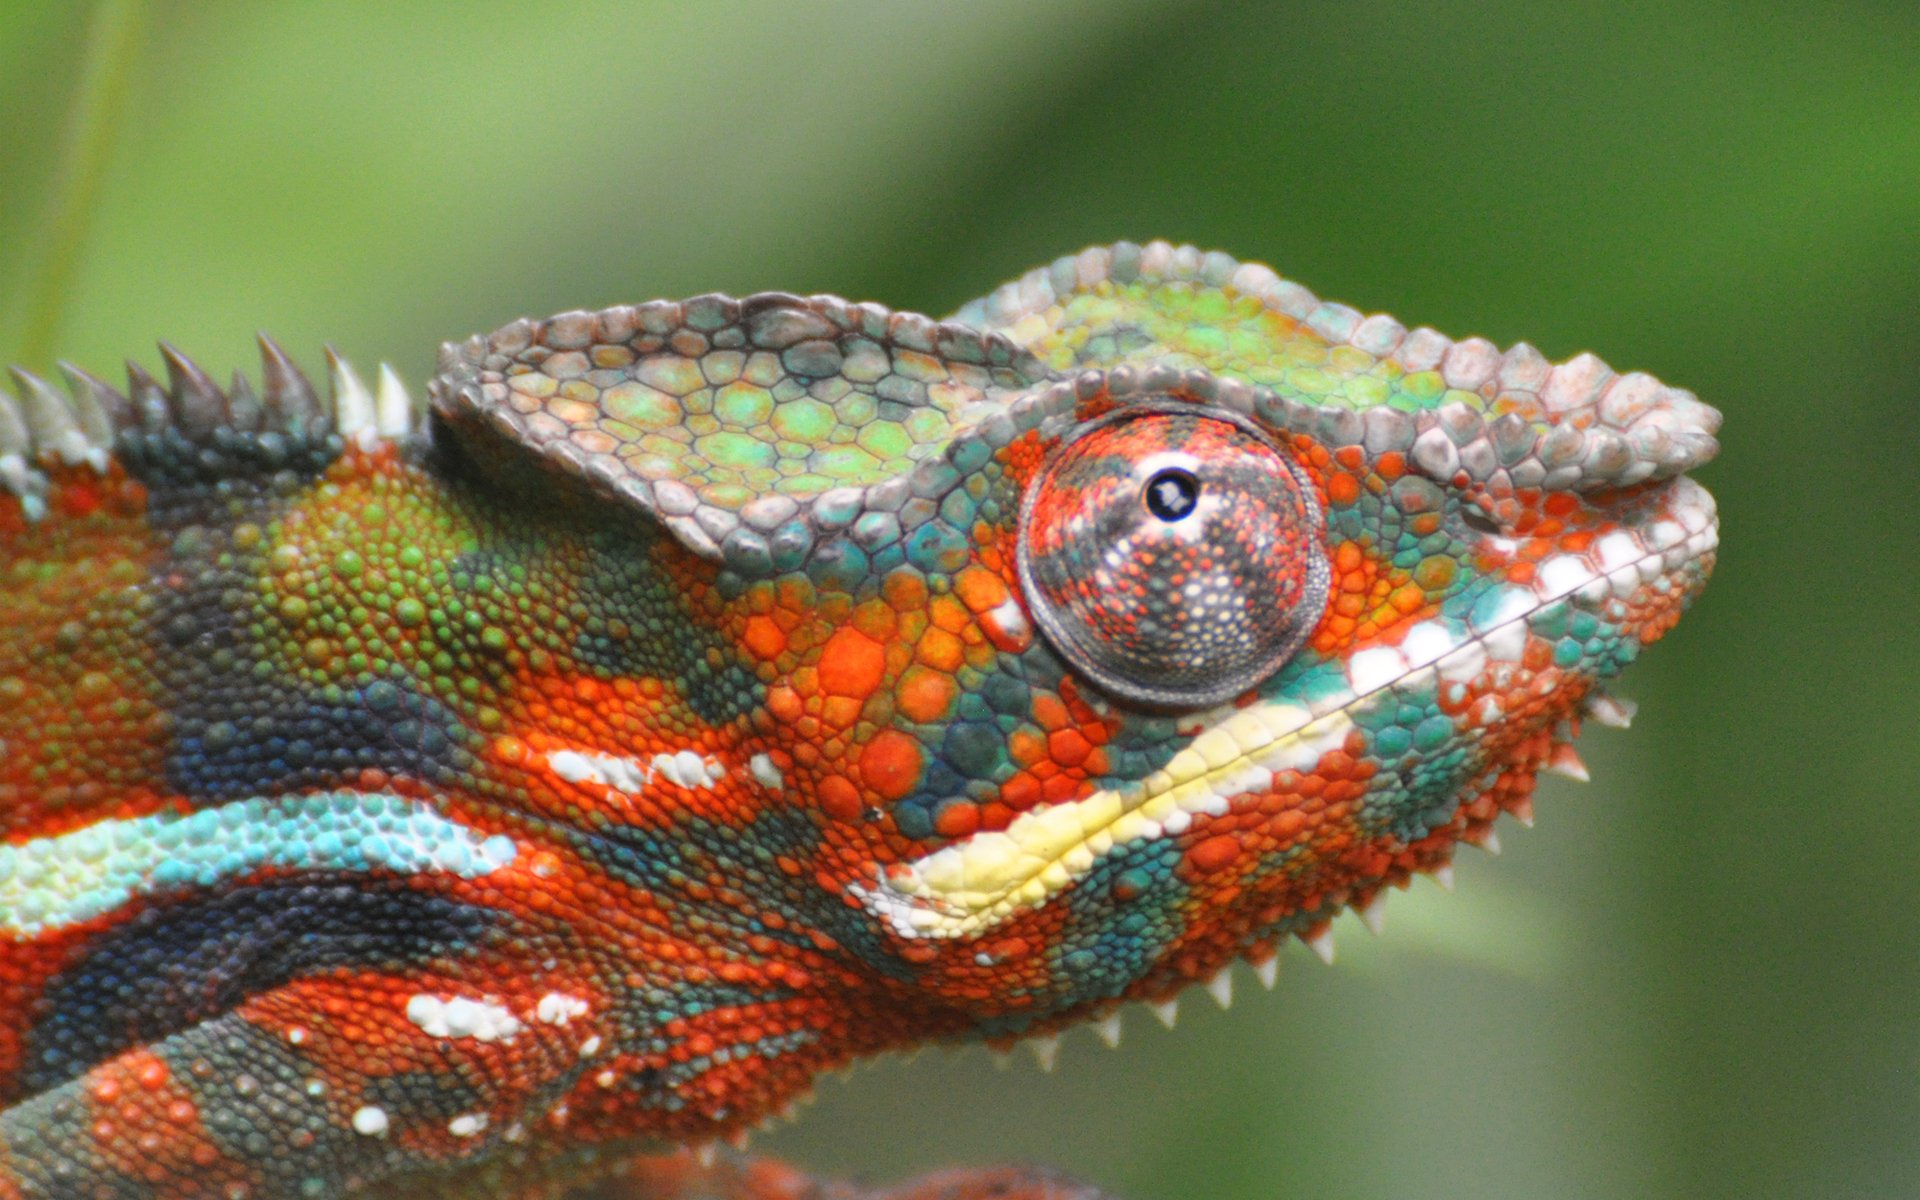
1144,467,1201,521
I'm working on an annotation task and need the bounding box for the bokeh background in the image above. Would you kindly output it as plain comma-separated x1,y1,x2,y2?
2,3,1915,1198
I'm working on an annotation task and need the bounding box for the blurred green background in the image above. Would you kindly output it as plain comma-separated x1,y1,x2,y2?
2,3,1915,1197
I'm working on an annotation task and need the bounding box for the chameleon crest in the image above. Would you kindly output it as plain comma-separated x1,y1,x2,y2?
0,242,1717,1199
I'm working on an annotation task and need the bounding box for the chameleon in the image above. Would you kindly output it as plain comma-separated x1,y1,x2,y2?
0,241,1719,1200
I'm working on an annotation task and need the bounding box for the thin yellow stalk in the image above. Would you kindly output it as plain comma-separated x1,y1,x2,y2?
6,0,147,369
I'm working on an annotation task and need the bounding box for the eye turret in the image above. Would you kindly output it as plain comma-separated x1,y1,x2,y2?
1016,404,1330,709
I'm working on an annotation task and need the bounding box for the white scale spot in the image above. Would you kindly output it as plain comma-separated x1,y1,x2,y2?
406,994,523,1042
654,749,724,789
545,748,725,794
984,598,1032,647
547,749,649,792
535,992,591,1026
749,753,784,790
448,1112,489,1138
1346,647,1407,696
1399,621,1455,669
351,1105,389,1137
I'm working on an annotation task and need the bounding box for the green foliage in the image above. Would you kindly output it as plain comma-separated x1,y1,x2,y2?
2,3,1915,1197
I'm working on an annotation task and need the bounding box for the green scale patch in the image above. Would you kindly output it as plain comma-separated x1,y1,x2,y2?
1017,281,1488,414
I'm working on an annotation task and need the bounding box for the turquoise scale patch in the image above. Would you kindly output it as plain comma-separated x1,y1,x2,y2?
0,791,518,935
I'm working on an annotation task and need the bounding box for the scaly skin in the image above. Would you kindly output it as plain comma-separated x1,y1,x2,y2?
0,242,1719,1200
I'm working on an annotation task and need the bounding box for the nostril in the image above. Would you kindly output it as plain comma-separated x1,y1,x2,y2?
1458,504,1502,536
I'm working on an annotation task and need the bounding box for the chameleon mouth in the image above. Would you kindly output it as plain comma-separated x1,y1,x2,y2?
858,479,1718,940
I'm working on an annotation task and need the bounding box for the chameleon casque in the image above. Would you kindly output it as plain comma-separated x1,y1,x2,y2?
0,242,1719,1200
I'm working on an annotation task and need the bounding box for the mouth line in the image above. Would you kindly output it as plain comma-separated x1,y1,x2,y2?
859,489,1718,941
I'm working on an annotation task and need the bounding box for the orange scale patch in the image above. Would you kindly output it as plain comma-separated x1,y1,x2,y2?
820,695,864,730
881,570,929,615
952,565,1009,613
858,730,923,801
741,614,786,660
1047,728,1092,768
928,594,972,634
1294,436,1333,472
1029,694,1070,732
914,627,965,673
998,772,1041,812
1006,727,1046,765
1186,834,1242,873
895,666,958,724
80,1051,235,1184
932,801,980,838
813,774,867,822
767,684,803,723
1040,774,1084,804
816,628,886,698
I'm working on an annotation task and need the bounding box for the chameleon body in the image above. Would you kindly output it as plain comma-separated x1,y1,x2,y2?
0,242,1719,1199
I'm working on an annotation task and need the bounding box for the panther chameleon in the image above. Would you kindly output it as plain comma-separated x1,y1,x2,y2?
0,241,1720,1199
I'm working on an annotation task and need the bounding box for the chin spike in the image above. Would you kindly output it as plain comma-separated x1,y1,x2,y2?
988,1046,1014,1070
0,390,27,468
1479,829,1504,856
1584,692,1636,729
1433,864,1456,892
1095,1012,1124,1048
1149,998,1179,1029
1205,969,1234,1010
256,333,319,422
8,367,85,464
1305,927,1336,965
1029,1035,1060,1072
376,362,413,437
1253,955,1279,990
1357,894,1387,936
124,361,169,431
1508,795,1537,826
691,1141,717,1169
225,370,264,432
58,360,129,439
157,342,226,437
725,1127,751,1152
325,346,376,444
1547,743,1591,782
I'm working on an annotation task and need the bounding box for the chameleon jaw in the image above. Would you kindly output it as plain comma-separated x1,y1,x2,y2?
855,695,1354,939
857,478,1718,941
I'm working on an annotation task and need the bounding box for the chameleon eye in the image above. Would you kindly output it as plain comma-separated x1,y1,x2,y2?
1017,405,1330,709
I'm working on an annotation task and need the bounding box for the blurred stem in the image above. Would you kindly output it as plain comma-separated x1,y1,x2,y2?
6,0,146,369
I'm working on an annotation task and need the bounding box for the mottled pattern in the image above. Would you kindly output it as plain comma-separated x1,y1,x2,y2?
0,242,1718,1200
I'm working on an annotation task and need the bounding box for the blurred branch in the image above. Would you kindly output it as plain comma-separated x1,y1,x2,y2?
4,0,145,369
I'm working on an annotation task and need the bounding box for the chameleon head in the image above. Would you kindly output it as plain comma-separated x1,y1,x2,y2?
433,242,1718,1059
